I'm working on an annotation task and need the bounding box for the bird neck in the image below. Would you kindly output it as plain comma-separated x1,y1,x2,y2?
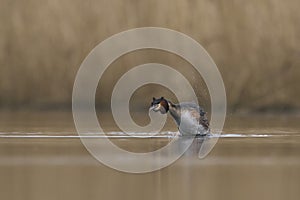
167,101,181,126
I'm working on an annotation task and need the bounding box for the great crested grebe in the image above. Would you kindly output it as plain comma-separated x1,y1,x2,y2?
150,97,209,136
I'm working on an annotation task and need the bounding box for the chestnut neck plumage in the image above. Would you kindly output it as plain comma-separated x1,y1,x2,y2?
166,101,181,126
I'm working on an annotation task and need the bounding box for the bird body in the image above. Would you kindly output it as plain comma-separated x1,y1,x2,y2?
150,97,209,135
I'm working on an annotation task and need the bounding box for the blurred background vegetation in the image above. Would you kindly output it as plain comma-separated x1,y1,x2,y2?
0,0,299,113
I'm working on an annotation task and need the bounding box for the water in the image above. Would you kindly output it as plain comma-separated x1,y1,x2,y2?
0,111,300,200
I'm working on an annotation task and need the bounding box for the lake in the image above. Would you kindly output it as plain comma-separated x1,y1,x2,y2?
0,111,299,200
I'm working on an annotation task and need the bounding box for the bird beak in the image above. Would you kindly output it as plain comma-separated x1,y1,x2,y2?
149,104,160,112
149,105,155,111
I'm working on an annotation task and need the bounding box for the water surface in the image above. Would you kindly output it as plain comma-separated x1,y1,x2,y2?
0,111,299,200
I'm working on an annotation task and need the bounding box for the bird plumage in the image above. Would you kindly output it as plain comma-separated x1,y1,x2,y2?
150,97,209,135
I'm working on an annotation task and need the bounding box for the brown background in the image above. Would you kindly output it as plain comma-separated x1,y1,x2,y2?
0,0,299,113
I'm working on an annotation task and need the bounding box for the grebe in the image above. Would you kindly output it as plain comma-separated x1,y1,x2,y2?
150,97,209,136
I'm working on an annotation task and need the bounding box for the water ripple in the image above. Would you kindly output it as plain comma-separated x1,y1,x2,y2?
0,131,299,138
